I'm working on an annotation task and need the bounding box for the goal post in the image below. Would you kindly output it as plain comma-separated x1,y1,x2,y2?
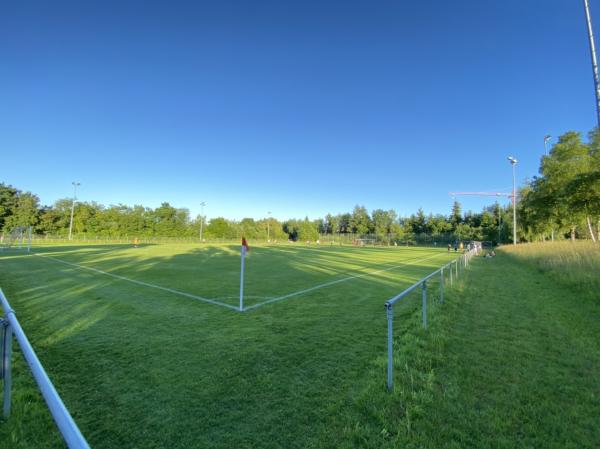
0,226,33,252
354,238,376,247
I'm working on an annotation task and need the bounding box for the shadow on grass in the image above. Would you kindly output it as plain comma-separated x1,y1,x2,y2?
0,243,459,449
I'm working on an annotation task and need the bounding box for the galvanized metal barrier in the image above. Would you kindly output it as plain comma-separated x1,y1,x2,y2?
0,288,90,449
384,247,479,391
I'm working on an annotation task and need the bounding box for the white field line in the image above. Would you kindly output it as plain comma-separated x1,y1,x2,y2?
243,252,445,311
33,253,239,311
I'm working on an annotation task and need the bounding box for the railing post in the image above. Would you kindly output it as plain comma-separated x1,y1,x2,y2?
455,258,458,278
386,303,394,391
440,267,444,303
2,320,12,418
422,281,427,328
450,262,453,286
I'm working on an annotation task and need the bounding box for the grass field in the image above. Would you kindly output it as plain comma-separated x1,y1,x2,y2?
0,243,457,449
2,242,597,449
351,242,600,448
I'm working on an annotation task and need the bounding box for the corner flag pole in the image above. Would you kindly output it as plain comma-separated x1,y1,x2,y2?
239,237,249,312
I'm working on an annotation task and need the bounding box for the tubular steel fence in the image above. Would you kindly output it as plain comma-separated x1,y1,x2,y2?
0,288,90,449
384,247,479,391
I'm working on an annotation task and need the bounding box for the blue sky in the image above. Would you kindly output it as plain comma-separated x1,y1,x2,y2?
1,0,598,220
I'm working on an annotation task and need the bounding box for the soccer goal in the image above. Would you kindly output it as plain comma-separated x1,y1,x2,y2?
0,226,33,252
354,238,376,247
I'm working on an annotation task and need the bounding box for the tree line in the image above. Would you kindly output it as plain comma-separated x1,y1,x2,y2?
518,128,600,242
0,184,516,244
1,127,597,244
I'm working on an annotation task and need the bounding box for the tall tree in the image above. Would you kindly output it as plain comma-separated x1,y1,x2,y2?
450,201,462,228
0,184,19,231
350,205,372,235
3,191,40,230
372,209,392,240
297,219,319,241
541,131,595,240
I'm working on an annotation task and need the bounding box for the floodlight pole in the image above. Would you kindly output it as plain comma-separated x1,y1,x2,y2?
508,157,518,246
544,135,552,156
543,136,555,241
199,202,206,242
584,0,600,128
68,182,80,241
267,211,271,242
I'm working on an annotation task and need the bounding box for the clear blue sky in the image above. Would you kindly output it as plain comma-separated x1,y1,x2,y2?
1,0,598,220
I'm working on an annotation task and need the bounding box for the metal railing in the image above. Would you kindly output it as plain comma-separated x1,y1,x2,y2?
384,247,479,391
0,288,90,449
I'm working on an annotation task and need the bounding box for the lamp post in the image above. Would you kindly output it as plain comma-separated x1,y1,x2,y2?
543,135,555,241
584,0,600,128
267,211,272,242
68,182,80,241
199,202,206,242
544,135,552,156
507,157,518,245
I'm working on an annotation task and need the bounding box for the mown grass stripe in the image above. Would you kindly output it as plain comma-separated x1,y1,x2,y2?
245,252,445,310
33,252,239,311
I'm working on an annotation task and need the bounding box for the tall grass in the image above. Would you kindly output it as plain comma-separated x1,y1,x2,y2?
501,241,600,291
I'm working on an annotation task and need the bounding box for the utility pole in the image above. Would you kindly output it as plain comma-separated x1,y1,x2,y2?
584,0,600,128
199,202,206,242
68,182,80,241
508,157,518,245
267,211,272,242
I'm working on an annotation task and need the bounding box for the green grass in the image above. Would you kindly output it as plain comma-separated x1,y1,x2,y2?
0,243,455,449
501,241,600,290
1,242,598,449
347,243,600,448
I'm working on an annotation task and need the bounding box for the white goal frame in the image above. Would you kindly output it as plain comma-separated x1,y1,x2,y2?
0,226,33,252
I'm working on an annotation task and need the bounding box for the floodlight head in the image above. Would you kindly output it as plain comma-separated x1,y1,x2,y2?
507,156,518,165
544,135,552,142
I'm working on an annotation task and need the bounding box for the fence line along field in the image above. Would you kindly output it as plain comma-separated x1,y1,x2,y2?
0,242,456,449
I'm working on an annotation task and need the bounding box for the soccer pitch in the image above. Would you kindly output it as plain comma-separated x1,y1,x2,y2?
0,243,457,449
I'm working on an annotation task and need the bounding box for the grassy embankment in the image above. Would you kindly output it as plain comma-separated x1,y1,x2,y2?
348,241,600,448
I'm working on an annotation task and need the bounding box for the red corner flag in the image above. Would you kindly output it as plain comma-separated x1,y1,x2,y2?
241,236,249,252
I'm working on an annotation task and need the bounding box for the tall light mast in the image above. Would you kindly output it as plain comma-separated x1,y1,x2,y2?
449,191,513,244
68,182,80,241
584,0,600,127
199,202,206,242
508,157,518,246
